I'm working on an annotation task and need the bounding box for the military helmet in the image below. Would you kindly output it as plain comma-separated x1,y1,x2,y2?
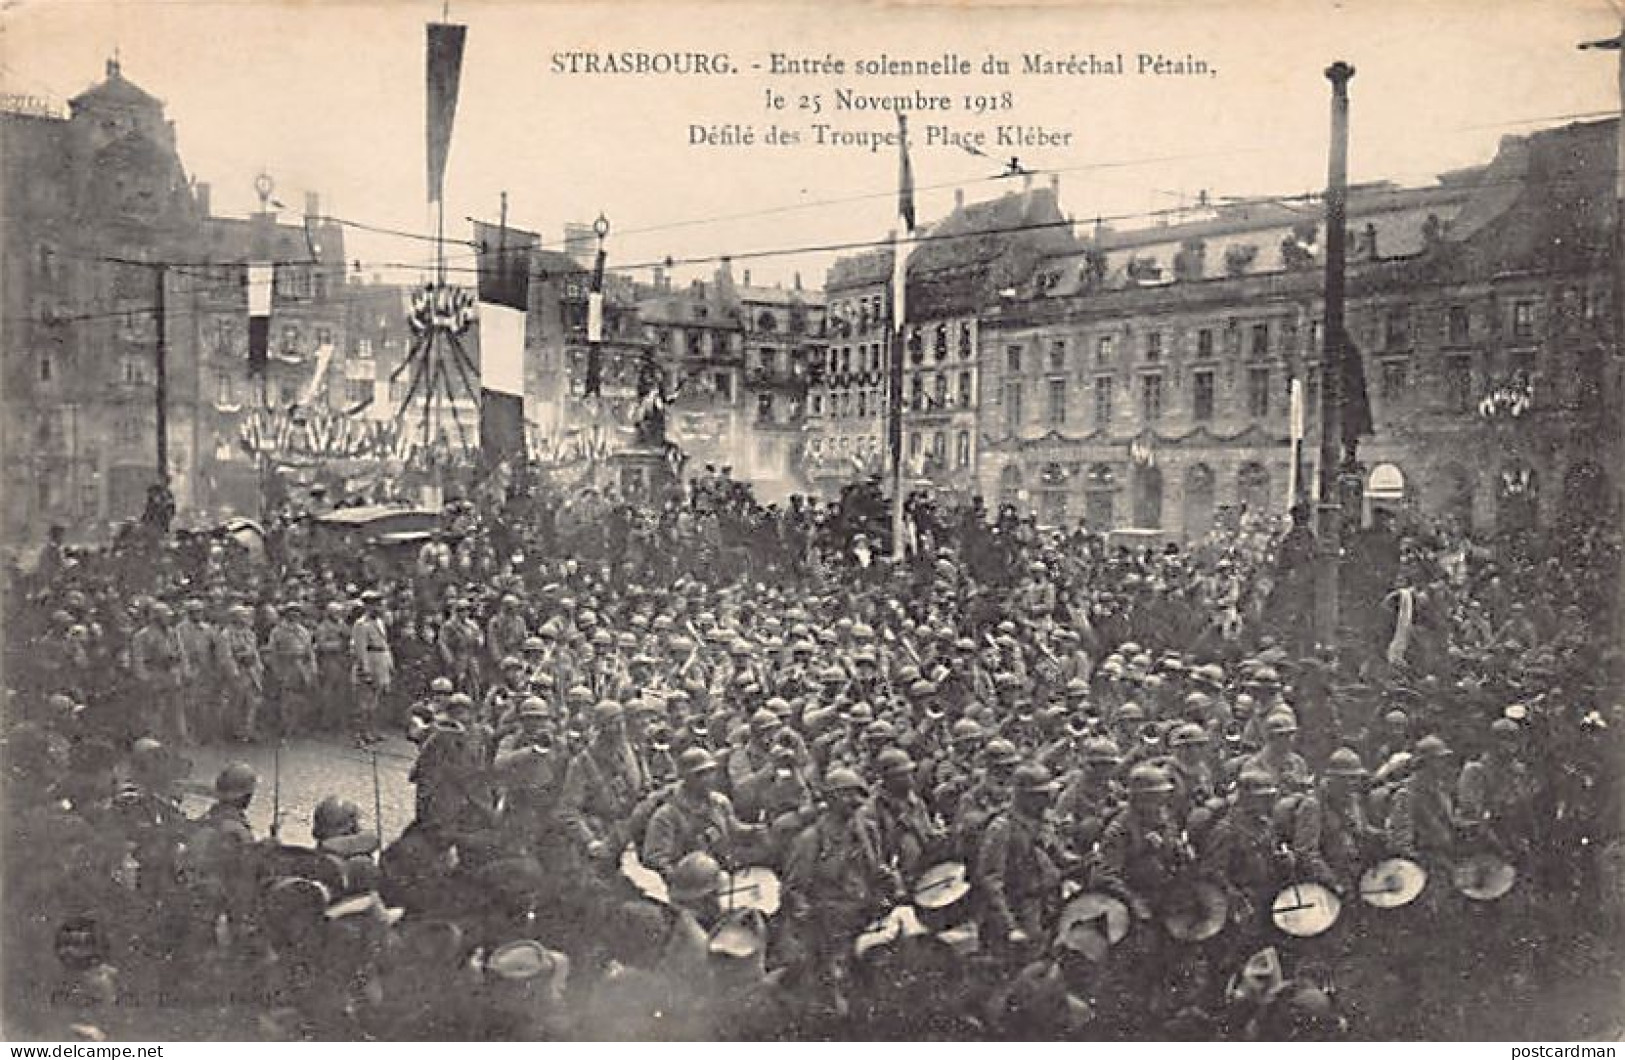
667,852,724,902
1012,762,1058,794
1237,768,1280,798
825,767,869,794
1324,747,1368,777
1126,762,1174,796
873,747,916,777
677,747,719,778
430,676,455,694
312,796,360,841
983,738,1021,768
215,761,258,799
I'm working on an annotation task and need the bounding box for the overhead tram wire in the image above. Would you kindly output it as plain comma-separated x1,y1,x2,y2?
25,160,1614,331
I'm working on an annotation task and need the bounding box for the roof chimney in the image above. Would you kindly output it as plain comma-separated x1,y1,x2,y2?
195,181,211,217
106,57,122,80
954,188,965,209
794,271,802,291
304,191,320,221
1050,173,1060,195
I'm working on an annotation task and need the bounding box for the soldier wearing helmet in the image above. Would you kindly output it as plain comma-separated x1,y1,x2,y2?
193,762,260,935
1202,768,1292,924
976,762,1064,953
641,747,763,876
438,598,486,700
1166,722,1218,808
487,594,528,671
559,700,653,860
1385,734,1459,865
1097,763,1187,917
1237,707,1314,794
1055,736,1125,852
350,592,394,746
864,748,943,879
1286,747,1379,893
1456,717,1537,857
408,676,456,745
951,737,1022,852
785,767,888,1011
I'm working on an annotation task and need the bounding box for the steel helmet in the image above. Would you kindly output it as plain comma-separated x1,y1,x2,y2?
873,747,916,777
951,718,985,742
312,796,360,841
1168,723,1209,749
667,852,724,902
1324,747,1368,777
1012,762,1058,794
677,747,719,778
983,738,1021,768
1116,702,1147,723
1238,768,1280,798
1265,708,1300,735
1126,762,1175,796
214,762,258,799
1083,737,1124,765
825,767,869,794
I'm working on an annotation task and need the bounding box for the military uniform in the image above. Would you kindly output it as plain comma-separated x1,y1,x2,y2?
975,804,1063,948
641,786,758,874
558,738,650,854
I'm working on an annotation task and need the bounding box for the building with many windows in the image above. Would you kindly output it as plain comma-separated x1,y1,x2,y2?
978,121,1619,538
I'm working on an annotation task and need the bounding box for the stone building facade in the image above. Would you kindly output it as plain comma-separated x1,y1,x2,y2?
977,121,1619,539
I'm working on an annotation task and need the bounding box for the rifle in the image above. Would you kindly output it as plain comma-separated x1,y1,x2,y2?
270,738,282,841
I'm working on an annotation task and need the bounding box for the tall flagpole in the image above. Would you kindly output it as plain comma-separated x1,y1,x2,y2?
890,114,915,563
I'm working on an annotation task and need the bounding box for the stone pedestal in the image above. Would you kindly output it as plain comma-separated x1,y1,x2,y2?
610,446,680,501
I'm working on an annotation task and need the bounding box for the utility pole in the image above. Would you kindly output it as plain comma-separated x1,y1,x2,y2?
154,262,169,484
1315,61,1355,653
1579,21,1625,687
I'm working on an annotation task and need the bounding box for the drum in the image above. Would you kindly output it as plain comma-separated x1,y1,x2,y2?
912,860,973,932
1271,881,1342,937
1056,892,1131,948
1452,853,1516,901
1359,857,1427,909
720,865,782,917
1162,879,1229,942
618,844,668,904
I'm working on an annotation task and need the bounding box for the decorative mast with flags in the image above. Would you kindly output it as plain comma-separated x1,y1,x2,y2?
889,112,915,562
381,10,483,463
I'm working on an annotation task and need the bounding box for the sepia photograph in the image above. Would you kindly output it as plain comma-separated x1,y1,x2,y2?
0,0,1621,1043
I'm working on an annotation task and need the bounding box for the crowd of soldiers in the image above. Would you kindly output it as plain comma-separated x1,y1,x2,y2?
3,471,1621,1041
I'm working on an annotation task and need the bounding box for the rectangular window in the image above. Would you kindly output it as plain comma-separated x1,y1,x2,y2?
1248,367,1271,418
1097,335,1115,365
908,432,921,459
759,392,775,418
357,337,374,359
958,371,973,407
316,326,333,347
39,354,52,382
1380,360,1409,406
1193,370,1215,422
1049,339,1066,371
1512,300,1537,341
1004,381,1024,431
956,430,971,468
1197,328,1214,358
1007,345,1023,373
1447,305,1470,345
1445,355,1473,411
910,375,924,411
1384,308,1410,351
1048,378,1067,424
1141,374,1163,422
931,431,946,462
856,391,867,417
811,394,824,416
1307,366,1321,414
1094,376,1114,427
215,368,235,406
121,353,149,385
1145,331,1163,362
1251,322,1270,357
